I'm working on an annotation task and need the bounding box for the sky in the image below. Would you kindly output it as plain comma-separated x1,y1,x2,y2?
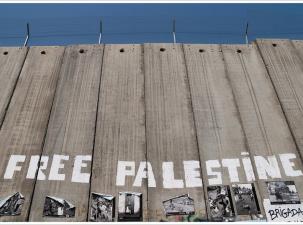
1,4,303,46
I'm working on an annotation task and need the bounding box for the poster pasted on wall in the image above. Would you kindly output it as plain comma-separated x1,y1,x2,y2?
231,183,260,216
90,193,114,222
207,185,235,222
118,192,142,221
43,196,75,218
0,192,24,216
263,199,303,222
264,181,303,222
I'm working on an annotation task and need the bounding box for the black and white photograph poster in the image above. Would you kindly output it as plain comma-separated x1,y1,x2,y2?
232,183,260,216
90,193,114,222
118,192,142,221
207,185,235,221
267,181,301,205
0,192,25,216
43,196,75,217
162,194,195,216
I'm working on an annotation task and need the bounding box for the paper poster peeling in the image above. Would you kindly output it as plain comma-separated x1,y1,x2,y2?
162,194,195,216
90,193,115,222
207,185,235,221
267,181,301,205
118,192,142,221
0,192,25,216
263,199,303,222
43,196,75,217
232,183,260,216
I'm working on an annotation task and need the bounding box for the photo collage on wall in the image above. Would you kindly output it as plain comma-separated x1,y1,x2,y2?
266,181,301,205
1,181,300,221
89,192,143,222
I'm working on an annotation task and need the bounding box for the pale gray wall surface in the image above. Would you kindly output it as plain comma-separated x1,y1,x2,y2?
90,44,147,222
0,40,302,222
29,45,104,222
0,46,65,221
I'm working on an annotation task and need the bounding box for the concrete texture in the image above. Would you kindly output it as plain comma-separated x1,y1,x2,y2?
222,43,303,217
29,45,104,221
89,44,147,221
184,44,253,220
144,44,205,221
0,46,65,221
0,40,302,222
0,47,28,127
256,39,303,161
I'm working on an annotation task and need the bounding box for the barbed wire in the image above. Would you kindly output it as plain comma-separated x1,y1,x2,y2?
1,16,303,46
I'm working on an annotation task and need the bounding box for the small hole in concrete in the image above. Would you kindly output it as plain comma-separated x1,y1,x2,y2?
272,43,277,47
79,49,85,53
160,48,166,52
237,49,242,53
120,48,124,53
3,51,8,55
41,51,46,55
199,49,204,53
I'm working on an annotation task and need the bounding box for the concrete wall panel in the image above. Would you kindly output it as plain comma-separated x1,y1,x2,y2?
0,47,28,127
0,41,302,222
29,45,103,221
0,46,65,221
222,44,303,218
144,44,206,222
89,44,147,221
184,44,256,221
256,39,303,160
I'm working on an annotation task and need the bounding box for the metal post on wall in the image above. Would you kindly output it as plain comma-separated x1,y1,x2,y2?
172,18,176,44
98,20,103,44
23,23,30,47
245,22,249,45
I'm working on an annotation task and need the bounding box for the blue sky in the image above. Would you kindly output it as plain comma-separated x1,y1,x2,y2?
1,4,303,46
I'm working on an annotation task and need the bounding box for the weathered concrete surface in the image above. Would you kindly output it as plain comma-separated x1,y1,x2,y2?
29,45,103,221
0,41,303,222
0,46,65,221
89,44,147,221
144,44,206,222
0,47,28,127
222,43,303,215
257,39,303,161
183,44,257,221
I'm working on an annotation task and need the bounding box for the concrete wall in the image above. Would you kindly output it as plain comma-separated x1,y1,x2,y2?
0,40,303,222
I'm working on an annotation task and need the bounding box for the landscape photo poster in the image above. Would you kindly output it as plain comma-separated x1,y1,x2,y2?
266,181,301,205
162,194,195,216
231,183,260,216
